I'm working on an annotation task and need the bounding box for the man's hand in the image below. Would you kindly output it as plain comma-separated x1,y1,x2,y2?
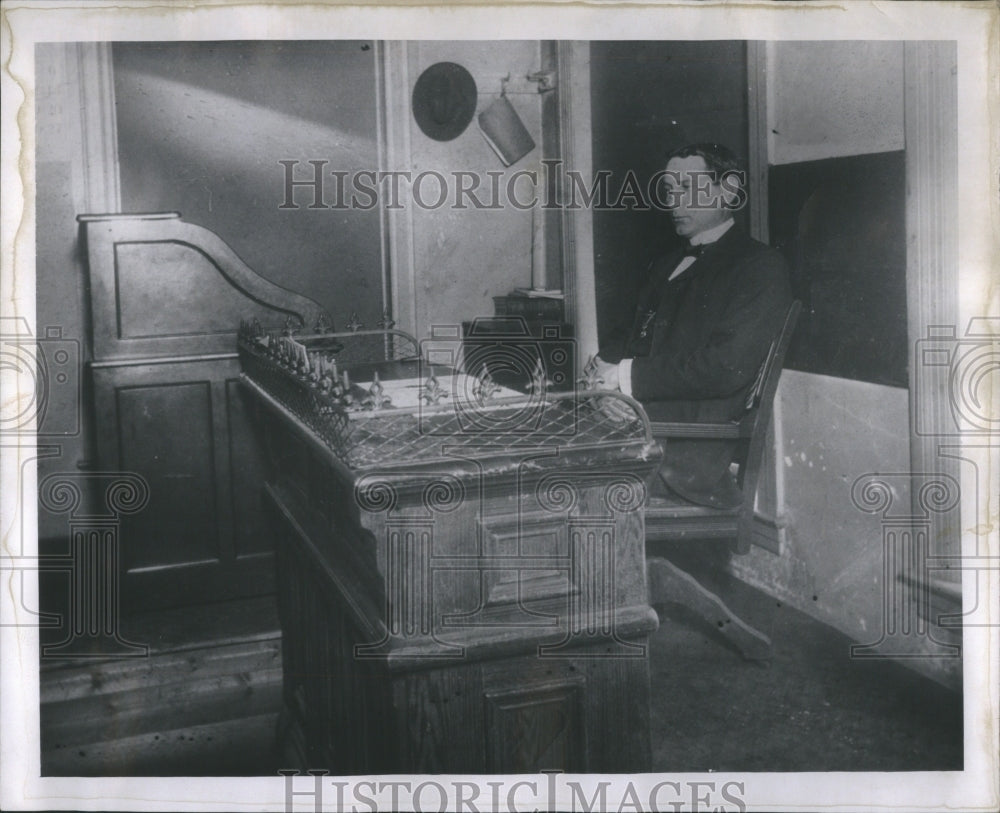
587,357,634,424
597,393,635,423
591,357,621,391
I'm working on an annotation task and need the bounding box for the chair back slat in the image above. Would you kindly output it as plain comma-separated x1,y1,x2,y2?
744,347,771,411
734,300,801,552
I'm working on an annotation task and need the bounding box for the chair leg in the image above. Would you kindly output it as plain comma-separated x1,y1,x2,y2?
647,556,772,661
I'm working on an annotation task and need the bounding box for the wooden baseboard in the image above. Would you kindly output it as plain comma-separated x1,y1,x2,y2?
749,511,784,555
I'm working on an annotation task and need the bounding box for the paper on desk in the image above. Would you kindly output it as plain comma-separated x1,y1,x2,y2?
352,373,522,413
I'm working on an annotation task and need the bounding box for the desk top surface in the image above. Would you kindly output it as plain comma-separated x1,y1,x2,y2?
238,326,662,475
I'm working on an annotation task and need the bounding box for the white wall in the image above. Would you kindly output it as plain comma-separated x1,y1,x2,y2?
738,372,906,634
734,371,961,688
392,41,548,340
767,41,904,165
736,42,962,689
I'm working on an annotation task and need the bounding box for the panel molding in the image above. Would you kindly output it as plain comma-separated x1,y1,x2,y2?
115,379,221,571
479,512,573,608
558,41,597,366
484,678,586,772
112,240,297,340
80,215,328,360
75,42,121,213
90,355,276,609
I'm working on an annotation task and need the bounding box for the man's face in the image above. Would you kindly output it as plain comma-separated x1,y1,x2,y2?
662,155,734,240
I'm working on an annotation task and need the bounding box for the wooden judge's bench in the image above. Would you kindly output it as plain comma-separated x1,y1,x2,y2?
239,319,662,773
78,213,662,774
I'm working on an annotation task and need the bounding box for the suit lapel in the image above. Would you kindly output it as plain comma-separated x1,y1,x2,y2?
686,225,743,276
648,226,747,338
627,225,748,355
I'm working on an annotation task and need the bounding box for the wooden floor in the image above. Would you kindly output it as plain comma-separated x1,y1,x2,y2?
40,596,283,776
646,550,963,772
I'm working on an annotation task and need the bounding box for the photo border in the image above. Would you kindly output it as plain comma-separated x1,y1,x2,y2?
2,1,997,811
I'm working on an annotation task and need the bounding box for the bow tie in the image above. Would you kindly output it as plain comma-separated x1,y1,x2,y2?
682,244,706,258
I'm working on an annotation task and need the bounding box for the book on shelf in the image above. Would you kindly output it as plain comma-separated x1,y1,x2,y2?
511,287,564,299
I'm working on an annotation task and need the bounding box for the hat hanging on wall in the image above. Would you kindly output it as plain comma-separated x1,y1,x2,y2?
478,82,536,166
411,62,478,142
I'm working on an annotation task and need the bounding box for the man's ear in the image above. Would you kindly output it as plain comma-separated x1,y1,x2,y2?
717,181,739,209
719,170,747,211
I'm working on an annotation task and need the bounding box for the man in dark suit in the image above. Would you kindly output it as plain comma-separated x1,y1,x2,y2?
594,143,792,508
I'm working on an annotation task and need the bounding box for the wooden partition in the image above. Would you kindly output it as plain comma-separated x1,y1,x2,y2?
80,213,329,609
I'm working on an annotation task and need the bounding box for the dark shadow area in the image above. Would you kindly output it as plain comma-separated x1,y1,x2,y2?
770,150,908,388
590,40,749,348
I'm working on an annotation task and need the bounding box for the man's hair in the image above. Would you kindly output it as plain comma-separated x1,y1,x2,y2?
665,142,744,186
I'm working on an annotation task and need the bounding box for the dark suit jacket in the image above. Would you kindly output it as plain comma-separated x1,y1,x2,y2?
599,223,792,504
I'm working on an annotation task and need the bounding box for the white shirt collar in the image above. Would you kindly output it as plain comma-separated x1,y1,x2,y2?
689,218,735,247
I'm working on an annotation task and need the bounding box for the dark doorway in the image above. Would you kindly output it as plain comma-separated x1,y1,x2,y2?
589,41,749,345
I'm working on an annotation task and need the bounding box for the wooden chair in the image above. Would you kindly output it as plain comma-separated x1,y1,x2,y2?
644,300,801,660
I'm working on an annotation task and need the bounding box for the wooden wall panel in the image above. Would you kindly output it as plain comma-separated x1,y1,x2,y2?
82,214,329,610
82,214,328,361
115,242,276,340
117,381,220,569
225,379,271,558
484,680,585,772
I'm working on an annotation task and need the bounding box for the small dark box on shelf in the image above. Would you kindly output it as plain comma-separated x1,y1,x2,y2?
492,295,565,322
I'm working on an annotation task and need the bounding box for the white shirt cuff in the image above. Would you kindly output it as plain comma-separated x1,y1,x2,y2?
618,358,633,396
